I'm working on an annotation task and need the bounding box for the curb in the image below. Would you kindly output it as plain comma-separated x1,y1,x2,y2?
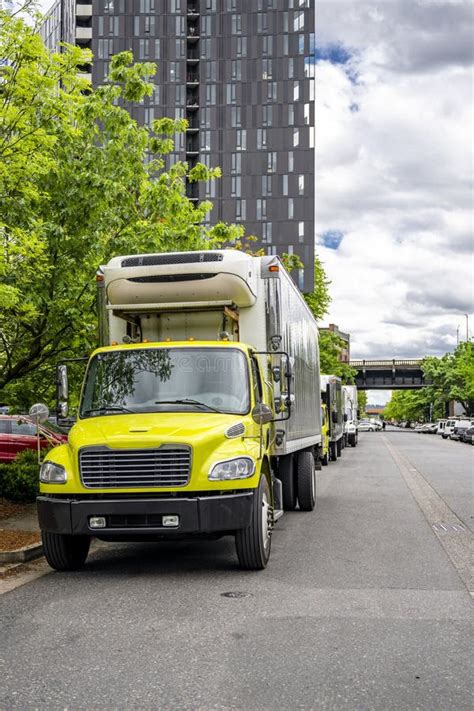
0,543,43,565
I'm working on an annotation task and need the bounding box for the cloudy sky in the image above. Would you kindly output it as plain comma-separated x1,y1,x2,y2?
315,0,473,369
37,1,473,370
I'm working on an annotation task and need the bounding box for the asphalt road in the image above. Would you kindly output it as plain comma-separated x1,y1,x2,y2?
1,429,472,710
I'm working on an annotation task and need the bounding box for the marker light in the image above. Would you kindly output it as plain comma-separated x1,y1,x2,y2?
40,462,67,484
162,515,179,527
89,516,106,529
269,265,279,272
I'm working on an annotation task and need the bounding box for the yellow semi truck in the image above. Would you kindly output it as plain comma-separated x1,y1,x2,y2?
38,250,322,571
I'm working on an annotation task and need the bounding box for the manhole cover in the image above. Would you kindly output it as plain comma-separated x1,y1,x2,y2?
220,591,253,599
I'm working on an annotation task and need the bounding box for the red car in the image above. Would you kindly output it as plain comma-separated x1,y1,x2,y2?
0,416,68,463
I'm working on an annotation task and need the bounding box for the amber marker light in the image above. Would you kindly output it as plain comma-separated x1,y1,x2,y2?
269,265,279,272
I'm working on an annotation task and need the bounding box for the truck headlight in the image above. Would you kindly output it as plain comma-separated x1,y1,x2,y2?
40,461,67,484
209,457,255,481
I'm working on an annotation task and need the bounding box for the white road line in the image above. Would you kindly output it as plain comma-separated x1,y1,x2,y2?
383,435,474,597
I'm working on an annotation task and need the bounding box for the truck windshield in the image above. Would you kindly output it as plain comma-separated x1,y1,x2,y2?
80,347,250,417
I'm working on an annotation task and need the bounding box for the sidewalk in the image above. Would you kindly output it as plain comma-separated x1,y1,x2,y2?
0,498,42,566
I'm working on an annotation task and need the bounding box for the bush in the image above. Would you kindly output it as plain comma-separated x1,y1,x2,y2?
0,449,40,503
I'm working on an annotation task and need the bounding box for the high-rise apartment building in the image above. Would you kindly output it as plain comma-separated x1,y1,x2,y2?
41,1,315,291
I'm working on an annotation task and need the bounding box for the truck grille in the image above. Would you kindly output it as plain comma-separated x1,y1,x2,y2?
79,446,191,489
121,253,222,267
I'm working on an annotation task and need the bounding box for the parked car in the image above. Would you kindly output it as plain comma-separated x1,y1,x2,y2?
0,415,68,463
423,423,438,434
436,419,447,435
450,420,474,441
358,420,377,432
442,419,462,439
461,426,474,444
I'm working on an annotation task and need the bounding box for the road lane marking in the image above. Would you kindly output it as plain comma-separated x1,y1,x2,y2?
383,435,474,598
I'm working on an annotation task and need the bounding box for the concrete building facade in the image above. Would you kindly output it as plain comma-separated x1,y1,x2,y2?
41,0,315,292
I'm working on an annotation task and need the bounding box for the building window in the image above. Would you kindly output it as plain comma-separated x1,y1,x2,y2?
226,83,236,105
262,223,273,243
293,128,299,147
299,34,305,54
304,103,310,125
145,15,155,34
267,82,277,102
176,16,185,36
155,39,161,58
288,152,294,172
293,81,300,102
170,0,181,11
262,105,273,127
144,107,154,126
231,60,242,80
288,198,294,219
169,61,179,81
294,11,305,31
262,175,272,196
201,131,211,151
256,199,267,220
205,84,216,104
201,16,212,37
236,199,246,221
236,36,247,57
205,0,217,10
257,128,267,149
288,105,294,126
298,175,305,195
236,129,246,150
267,151,277,173
257,13,268,33
298,221,305,240
98,39,114,58
262,59,272,80
140,0,155,12
232,14,242,34
200,108,211,128
231,106,241,128
262,35,273,56
231,153,241,174
288,57,294,79
231,176,241,197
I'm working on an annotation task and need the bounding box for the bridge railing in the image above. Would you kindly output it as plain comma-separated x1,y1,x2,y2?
350,359,423,367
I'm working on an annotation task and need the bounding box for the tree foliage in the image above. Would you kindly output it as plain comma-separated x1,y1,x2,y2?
0,11,242,408
318,331,356,383
384,342,474,421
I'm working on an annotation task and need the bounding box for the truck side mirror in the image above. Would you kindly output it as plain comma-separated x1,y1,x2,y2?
252,403,273,425
331,411,338,424
57,365,69,418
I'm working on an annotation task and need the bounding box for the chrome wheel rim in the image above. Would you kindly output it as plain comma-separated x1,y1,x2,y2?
261,491,270,552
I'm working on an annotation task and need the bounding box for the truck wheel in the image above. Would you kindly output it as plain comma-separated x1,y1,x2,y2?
235,474,272,570
42,531,90,571
296,451,316,511
321,450,329,466
278,454,297,510
330,442,337,461
336,439,342,457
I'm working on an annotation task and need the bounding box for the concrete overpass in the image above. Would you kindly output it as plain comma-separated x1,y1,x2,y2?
349,359,428,390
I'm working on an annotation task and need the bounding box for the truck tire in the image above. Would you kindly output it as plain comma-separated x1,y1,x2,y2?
330,441,337,461
278,454,297,510
42,531,90,571
336,439,343,457
296,451,316,511
235,474,272,570
321,450,329,466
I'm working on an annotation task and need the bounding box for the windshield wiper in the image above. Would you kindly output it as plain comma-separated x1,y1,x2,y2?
154,399,222,413
83,406,135,416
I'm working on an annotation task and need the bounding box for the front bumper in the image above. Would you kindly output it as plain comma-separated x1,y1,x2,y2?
37,493,254,537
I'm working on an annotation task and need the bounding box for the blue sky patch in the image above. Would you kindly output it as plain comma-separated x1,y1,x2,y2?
315,43,351,65
320,230,345,250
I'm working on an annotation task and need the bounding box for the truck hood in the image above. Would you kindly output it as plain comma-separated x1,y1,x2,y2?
68,411,246,450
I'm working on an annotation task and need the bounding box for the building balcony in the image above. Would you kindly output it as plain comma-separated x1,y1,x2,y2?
76,4,92,17
186,73,199,84
76,26,92,41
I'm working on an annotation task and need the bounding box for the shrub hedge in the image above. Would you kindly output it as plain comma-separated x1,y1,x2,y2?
0,449,40,502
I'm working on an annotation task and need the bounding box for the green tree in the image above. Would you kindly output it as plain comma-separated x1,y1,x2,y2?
357,390,367,417
383,387,444,423
423,342,474,416
318,331,356,383
304,255,332,321
0,10,241,408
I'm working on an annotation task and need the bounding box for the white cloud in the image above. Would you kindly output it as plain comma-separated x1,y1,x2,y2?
315,0,474,359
